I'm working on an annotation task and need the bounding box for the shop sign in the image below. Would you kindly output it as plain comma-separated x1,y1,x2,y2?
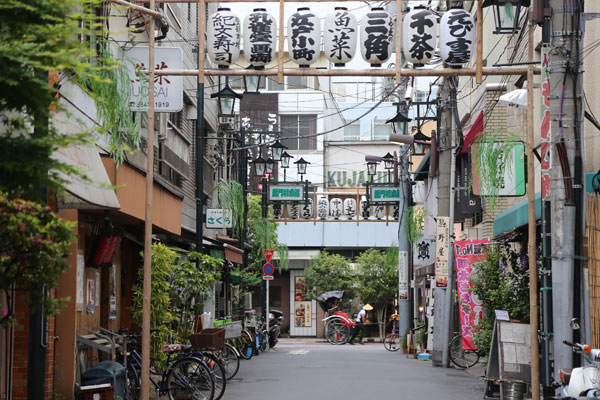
269,184,304,201
370,185,400,203
206,209,233,229
435,216,450,288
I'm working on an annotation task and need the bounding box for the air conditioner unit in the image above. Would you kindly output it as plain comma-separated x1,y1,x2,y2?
244,293,252,310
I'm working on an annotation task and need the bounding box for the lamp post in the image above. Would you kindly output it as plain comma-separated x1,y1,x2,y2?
387,101,412,135
243,66,263,94
412,130,431,156
269,140,287,162
382,152,394,183
481,0,529,34
366,160,379,182
211,78,243,116
280,151,293,182
294,157,310,182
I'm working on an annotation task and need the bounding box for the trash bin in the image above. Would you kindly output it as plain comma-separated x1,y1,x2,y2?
501,381,527,400
81,361,124,400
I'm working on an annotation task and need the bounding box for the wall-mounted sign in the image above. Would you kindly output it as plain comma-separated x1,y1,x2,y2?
435,216,450,288
126,47,183,112
206,209,233,229
399,251,409,301
269,184,304,201
369,185,400,203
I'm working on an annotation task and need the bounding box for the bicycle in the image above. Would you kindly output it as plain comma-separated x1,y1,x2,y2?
383,314,400,351
123,333,215,400
448,333,481,369
229,329,253,360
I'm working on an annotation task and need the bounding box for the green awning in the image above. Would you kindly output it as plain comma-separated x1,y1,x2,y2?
493,193,541,237
413,151,430,181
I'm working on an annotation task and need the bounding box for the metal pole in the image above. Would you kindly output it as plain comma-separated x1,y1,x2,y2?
261,177,268,325
398,144,410,341
239,128,248,322
196,0,206,254
140,0,156,394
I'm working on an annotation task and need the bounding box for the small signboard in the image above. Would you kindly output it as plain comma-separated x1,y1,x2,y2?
206,209,233,229
269,184,304,202
369,185,401,203
263,276,274,280
495,310,510,321
262,263,274,276
263,249,275,262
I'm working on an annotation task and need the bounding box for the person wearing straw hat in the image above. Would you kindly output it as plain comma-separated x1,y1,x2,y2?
349,304,373,344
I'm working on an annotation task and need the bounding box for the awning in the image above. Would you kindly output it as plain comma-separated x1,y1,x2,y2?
460,110,484,154
414,262,435,278
493,193,541,237
54,145,120,209
413,151,430,181
223,243,244,264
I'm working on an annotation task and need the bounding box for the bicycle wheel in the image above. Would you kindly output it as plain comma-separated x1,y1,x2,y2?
449,335,480,369
384,333,401,352
199,352,226,400
238,330,253,360
325,319,350,345
125,364,140,400
166,357,215,400
216,343,240,380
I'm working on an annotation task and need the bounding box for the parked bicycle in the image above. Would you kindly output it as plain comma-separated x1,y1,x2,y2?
448,333,481,369
383,314,401,351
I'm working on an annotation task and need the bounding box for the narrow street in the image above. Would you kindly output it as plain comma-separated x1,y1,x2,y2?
224,340,484,400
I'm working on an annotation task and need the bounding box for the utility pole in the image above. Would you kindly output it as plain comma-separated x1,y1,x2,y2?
549,0,585,377
398,143,411,341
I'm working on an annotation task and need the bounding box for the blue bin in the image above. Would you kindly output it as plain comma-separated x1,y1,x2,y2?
81,361,124,400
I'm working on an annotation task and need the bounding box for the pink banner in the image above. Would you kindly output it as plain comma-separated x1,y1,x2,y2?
454,239,489,350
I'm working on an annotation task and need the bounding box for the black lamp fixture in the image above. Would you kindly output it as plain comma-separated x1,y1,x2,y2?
412,130,431,156
210,78,243,117
269,140,287,162
265,158,276,175
280,151,293,169
386,101,412,135
482,0,530,35
251,156,267,177
366,160,379,179
294,157,310,179
243,66,263,94
382,153,394,170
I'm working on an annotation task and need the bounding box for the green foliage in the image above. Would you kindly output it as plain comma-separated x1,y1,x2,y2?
404,207,425,246
470,245,530,355
0,192,76,328
214,180,245,237
356,247,398,339
304,251,354,300
247,195,288,271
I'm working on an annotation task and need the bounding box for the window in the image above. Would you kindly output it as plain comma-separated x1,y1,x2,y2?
373,120,392,141
267,77,284,91
344,123,360,141
280,114,317,150
266,76,316,91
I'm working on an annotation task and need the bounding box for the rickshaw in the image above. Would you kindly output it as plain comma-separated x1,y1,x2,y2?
317,291,356,345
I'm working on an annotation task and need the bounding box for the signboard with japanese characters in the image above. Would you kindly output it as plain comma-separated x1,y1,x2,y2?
414,238,435,266
324,8,358,67
360,8,394,67
206,209,233,229
269,184,304,201
369,185,400,203
435,216,450,288
399,251,409,300
243,9,277,67
287,8,321,67
207,8,241,68
402,6,437,66
126,47,183,112
440,8,475,67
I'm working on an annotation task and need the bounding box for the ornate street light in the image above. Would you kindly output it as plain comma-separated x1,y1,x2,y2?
269,140,287,162
366,160,378,181
382,153,394,170
294,157,310,180
280,151,293,169
210,78,243,117
251,156,267,177
387,101,412,135
243,66,263,94
482,0,529,35
412,130,432,156
265,158,276,175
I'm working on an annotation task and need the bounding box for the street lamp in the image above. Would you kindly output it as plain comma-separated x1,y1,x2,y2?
387,101,412,135
382,152,394,182
251,156,267,177
366,160,379,182
294,157,310,180
211,78,243,117
482,0,529,34
243,66,263,94
412,130,431,156
280,151,293,182
270,140,287,162
265,158,275,175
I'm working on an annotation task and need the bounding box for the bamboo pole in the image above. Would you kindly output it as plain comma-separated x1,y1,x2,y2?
140,0,156,396
278,0,284,84
395,0,402,84
110,0,162,17
313,188,317,225
476,0,483,84
526,20,540,400
199,0,206,84
154,66,539,77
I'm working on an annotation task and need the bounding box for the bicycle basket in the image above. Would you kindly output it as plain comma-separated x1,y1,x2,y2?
190,328,225,350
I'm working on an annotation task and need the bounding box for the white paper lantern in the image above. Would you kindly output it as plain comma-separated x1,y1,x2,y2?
440,8,475,67
324,7,358,67
360,8,394,67
287,8,321,67
391,204,400,220
402,6,437,67
317,197,329,219
330,198,343,219
271,203,283,219
300,199,313,219
372,204,385,220
288,203,300,219
343,198,357,218
243,8,277,68
207,8,241,68
360,196,370,218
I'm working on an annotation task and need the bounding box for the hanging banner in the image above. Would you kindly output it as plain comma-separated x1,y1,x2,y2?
540,45,552,201
454,239,490,350
435,217,450,288
399,251,409,300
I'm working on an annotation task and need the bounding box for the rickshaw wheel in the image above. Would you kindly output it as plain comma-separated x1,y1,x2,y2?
325,318,350,345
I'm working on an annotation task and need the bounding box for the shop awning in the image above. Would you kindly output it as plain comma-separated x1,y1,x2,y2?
54,145,120,209
493,193,541,237
413,151,430,181
460,111,484,154
223,243,244,264
414,262,435,278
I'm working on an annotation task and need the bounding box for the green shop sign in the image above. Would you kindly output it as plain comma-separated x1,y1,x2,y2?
370,186,400,203
269,185,304,201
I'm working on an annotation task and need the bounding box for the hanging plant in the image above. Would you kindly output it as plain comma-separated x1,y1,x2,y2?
214,180,245,237
247,195,289,271
404,206,425,246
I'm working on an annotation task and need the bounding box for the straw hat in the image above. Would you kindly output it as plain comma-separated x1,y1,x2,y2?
362,304,373,311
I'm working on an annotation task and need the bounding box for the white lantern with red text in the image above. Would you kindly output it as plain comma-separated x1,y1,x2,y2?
287,8,321,67
207,8,241,68
402,6,437,67
360,8,394,67
324,8,358,67
440,7,475,67
243,8,277,68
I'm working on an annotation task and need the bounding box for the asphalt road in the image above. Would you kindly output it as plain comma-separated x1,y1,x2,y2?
223,340,485,400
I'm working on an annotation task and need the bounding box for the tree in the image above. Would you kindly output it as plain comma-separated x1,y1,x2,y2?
304,251,355,301
246,195,288,271
356,247,398,340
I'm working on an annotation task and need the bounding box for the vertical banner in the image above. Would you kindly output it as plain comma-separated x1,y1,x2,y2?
435,217,450,288
454,239,490,350
294,277,311,327
540,45,552,201
399,251,409,300
76,250,84,312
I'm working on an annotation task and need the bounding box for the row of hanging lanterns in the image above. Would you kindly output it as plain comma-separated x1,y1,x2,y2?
206,6,476,69
271,198,399,220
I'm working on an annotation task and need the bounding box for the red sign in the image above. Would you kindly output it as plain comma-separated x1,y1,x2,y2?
263,249,275,262
262,263,274,276
263,276,274,280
